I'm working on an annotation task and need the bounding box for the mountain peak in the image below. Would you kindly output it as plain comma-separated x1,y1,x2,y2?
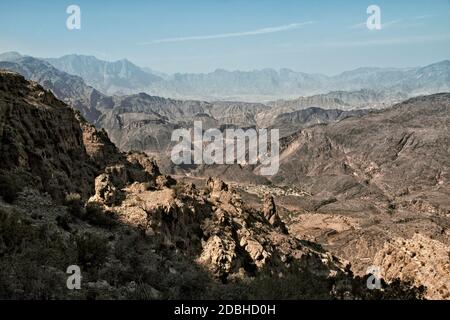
0,51,23,62
44,54,163,95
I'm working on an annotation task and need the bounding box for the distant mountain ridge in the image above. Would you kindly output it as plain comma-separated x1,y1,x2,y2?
0,56,378,158
0,56,112,123
2,52,448,101
45,54,163,95
1,53,449,165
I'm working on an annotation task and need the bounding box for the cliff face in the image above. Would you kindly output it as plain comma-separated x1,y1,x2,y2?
0,70,98,201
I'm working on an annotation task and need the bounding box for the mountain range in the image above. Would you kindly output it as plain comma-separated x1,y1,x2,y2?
2,52,449,102
0,55,381,157
2,69,429,299
1,50,450,299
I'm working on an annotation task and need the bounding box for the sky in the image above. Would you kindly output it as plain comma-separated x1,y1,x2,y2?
0,0,449,74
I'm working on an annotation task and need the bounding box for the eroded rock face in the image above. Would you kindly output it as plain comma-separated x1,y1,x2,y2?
374,234,450,299
262,193,288,233
0,70,166,206
196,179,349,282
91,173,124,206
0,71,97,201
156,175,176,189
89,157,164,206
111,176,350,283
77,115,122,168
200,233,237,281
126,152,161,178
207,176,228,193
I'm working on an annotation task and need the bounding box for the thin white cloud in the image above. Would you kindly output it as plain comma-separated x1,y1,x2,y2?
348,19,402,30
383,19,402,28
138,21,315,45
413,14,435,20
348,22,366,30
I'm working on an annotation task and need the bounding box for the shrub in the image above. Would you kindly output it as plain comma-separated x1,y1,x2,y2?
0,173,23,203
85,202,116,228
0,208,34,255
170,183,185,198
56,214,72,231
64,193,84,217
75,232,109,270
0,208,77,299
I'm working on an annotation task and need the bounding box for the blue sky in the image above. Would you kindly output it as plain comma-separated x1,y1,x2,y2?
0,0,449,74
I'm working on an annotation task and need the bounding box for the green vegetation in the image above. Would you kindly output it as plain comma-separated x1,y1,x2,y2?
64,193,84,217
74,232,109,271
0,172,23,203
84,202,116,229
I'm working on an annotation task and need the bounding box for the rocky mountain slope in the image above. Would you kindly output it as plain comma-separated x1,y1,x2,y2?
271,93,450,203
374,234,449,299
0,70,99,201
267,107,370,137
250,94,450,298
176,94,450,299
1,70,427,299
267,89,408,113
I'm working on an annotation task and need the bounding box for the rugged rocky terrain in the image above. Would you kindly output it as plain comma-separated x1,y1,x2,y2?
1,70,429,299
1,58,449,300
0,70,99,201
257,94,450,299
171,93,450,299
374,234,449,299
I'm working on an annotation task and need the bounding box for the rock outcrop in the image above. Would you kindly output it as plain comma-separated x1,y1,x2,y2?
112,176,349,284
262,193,288,233
374,234,450,299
